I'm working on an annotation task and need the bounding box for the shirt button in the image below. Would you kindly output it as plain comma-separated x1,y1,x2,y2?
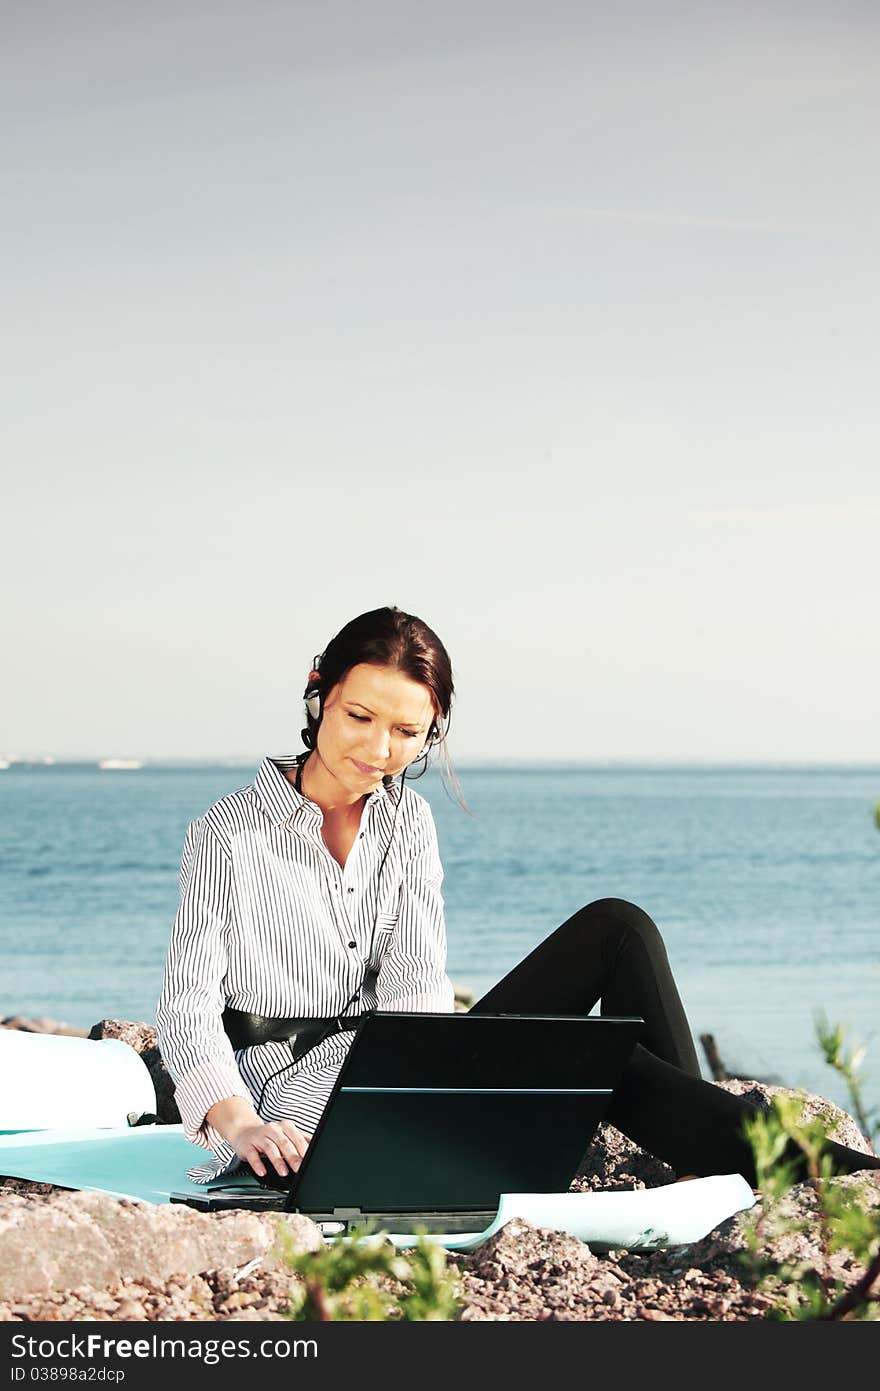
347,887,354,894
348,940,357,948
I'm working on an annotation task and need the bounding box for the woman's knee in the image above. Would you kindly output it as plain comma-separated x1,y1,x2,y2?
574,897,667,952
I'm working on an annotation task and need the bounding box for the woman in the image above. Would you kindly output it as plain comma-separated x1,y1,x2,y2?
156,605,879,1188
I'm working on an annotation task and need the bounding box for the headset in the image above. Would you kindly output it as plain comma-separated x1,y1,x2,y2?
253,667,437,1113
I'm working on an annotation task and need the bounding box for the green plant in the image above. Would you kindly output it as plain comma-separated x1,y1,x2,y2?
739,1026,880,1321
815,1010,878,1143
272,1221,461,1321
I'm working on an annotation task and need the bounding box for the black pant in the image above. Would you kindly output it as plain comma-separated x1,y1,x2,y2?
471,898,879,1186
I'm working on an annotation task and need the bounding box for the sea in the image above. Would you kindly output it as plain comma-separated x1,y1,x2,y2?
1,762,878,1125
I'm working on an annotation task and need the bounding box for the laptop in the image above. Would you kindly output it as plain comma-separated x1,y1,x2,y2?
171,1011,643,1235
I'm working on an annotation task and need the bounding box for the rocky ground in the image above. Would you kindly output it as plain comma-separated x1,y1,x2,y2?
2,1016,878,1322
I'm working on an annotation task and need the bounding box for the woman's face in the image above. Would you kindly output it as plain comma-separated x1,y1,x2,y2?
315,662,437,793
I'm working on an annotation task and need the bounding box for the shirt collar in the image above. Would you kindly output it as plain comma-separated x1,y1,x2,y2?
253,754,396,827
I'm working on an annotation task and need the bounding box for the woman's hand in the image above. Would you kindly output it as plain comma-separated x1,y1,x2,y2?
232,1120,312,1179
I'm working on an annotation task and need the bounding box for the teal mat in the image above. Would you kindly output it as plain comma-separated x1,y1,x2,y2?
0,1124,251,1205
0,1126,756,1251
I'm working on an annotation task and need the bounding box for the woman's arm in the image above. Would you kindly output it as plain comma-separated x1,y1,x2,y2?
374,797,456,1013
155,816,253,1151
156,816,312,1176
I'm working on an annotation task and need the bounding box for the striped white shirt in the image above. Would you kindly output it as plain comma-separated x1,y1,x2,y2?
155,755,455,1182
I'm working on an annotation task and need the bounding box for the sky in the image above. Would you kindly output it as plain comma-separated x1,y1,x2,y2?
3,0,879,764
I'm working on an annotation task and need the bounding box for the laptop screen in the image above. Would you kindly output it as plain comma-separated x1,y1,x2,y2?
289,1012,643,1215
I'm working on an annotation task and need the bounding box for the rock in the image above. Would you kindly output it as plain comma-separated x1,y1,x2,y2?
453,983,474,1012
87,1019,156,1052
575,1121,676,1189
470,1216,601,1283
0,1016,88,1038
0,1190,323,1300
459,1217,626,1320
139,1047,181,1123
0,1178,57,1197
113,1298,148,1319
717,1078,876,1155
689,1170,880,1272
84,1290,119,1313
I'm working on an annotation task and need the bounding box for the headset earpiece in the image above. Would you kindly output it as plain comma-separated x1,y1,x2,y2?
303,665,323,724
420,722,441,759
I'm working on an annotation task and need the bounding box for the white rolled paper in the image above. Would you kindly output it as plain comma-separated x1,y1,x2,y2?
383,1173,756,1251
0,1031,157,1131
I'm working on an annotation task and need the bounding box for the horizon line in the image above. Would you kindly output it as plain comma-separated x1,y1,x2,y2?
3,755,880,772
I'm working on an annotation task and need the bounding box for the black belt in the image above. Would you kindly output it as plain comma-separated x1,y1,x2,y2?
221,1006,365,1057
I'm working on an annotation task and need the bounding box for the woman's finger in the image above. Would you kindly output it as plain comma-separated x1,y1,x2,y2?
244,1147,268,1177
264,1129,312,1172
278,1123,311,1158
242,1136,288,1177
265,1121,308,1159
259,1136,296,1176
